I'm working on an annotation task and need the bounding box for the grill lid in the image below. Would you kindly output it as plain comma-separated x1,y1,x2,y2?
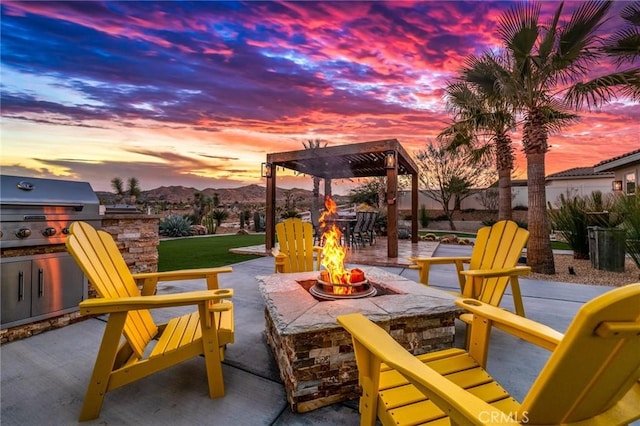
0,174,100,213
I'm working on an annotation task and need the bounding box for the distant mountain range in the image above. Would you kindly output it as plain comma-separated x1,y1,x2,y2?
96,184,349,205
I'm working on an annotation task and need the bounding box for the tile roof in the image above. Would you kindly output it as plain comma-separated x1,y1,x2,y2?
546,166,613,180
593,148,640,168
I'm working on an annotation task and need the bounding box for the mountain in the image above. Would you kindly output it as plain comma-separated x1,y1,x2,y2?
96,184,348,206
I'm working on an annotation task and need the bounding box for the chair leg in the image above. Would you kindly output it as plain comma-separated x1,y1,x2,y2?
510,277,526,317
200,304,225,399
79,313,128,421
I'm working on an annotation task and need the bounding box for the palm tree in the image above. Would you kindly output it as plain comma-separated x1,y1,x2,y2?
467,1,634,274
440,76,517,220
565,1,640,107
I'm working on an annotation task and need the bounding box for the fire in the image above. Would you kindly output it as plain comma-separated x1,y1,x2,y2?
318,196,363,294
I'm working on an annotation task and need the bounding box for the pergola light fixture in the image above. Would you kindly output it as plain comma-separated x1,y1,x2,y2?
385,151,396,169
261,162,273,178
612,180,623,191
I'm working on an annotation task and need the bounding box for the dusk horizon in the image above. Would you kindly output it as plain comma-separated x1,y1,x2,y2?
2,1,638,193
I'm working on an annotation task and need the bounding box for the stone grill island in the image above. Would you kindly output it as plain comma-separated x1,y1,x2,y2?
257,267,460,412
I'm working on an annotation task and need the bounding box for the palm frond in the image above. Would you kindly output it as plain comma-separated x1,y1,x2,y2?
565,68,640,108
553,1,612,79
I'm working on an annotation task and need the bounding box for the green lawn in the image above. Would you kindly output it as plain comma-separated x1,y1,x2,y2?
158,234,264,271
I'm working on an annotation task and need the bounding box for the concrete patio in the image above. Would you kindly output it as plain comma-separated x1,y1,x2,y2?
1,243,633,425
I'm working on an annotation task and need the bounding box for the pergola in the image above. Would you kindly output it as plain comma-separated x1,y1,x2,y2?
263,139,419,258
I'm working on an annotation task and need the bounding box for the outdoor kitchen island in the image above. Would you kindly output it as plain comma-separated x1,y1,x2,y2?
257,266,460,413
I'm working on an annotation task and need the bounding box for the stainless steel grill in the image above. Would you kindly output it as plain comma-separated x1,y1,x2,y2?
1,175,101,248
1,174,101,329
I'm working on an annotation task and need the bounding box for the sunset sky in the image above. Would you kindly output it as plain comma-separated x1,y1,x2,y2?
1,1,638,194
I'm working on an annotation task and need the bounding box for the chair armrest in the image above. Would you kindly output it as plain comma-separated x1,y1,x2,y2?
133,266,233,295
460,266,531,279
407,256,470,290
457,299,563,352
79,289,234,315
272,247,288,273
337,313,517,425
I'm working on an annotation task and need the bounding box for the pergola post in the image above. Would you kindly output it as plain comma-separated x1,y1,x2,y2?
412,172,418,243
265,162,276,250
386,151,398,258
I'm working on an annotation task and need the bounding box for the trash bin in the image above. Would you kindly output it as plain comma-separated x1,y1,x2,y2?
588,226,626,272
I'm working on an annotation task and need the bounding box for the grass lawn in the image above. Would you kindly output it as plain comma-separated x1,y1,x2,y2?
158,234,264,271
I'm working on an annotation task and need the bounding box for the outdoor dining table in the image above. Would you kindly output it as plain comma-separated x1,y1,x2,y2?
334,216,357,247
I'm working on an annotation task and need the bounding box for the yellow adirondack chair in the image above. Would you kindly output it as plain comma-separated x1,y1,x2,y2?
338,283,640,426
273,218,323,273
409,220,530,317
65,221,235,421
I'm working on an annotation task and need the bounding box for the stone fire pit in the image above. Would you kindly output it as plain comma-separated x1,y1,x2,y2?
257,266,460,413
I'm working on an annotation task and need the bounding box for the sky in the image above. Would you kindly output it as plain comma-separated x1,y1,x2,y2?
1,1,638,194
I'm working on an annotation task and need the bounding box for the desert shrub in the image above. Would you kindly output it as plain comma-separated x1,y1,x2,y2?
159,214,193,237
616,191,640,269
201,214,218,234
419,205,430,228
211,208,229,226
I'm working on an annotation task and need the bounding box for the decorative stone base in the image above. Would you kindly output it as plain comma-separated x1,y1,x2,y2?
258,267,459,413
0,312,88,344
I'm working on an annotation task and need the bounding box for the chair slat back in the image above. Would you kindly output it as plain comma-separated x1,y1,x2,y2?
468,220,529,305
521,283,640,423
275,218,316,272
66,221,157,357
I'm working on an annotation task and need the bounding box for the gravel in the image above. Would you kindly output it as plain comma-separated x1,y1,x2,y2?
527,254,639,287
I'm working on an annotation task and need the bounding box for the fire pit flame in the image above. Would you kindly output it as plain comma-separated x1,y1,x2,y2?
313,196,376,299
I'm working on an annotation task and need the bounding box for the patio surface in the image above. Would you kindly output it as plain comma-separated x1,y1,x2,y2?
1,242,634,425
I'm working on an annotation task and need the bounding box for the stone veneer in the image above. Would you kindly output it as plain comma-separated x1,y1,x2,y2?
257,267,460,413
0,214,159,343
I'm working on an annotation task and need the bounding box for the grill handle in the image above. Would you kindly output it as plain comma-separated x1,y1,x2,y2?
18,271,24,301
38,268,44,297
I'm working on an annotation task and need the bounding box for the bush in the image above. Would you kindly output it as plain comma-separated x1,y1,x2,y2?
211,209,229,226
481,219,497,227
547,191,617,259
201,214,218,234
616,191,640,269
159,214,193,237
419,205,430,228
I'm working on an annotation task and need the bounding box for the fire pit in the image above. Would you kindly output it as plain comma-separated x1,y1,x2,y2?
257,267,460,413
310,268,376,300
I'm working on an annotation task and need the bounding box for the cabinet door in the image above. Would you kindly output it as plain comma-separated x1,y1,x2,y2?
1,260,32,325
31,254,85,317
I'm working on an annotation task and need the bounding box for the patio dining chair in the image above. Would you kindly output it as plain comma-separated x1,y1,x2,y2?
66,221,235,421
338,283,640,425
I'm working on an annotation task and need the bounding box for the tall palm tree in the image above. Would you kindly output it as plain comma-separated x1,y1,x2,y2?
467,1,630,274
302,139,326,227
440,76,517,220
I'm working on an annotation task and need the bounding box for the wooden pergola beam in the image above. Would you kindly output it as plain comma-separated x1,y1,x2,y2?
264,139,418,259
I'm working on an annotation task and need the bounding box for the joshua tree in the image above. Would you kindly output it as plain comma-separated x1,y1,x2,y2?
110,177,125,203
127,177,141,205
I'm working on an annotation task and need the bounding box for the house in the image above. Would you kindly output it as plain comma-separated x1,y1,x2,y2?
593,148,640,195
544,166,615,205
